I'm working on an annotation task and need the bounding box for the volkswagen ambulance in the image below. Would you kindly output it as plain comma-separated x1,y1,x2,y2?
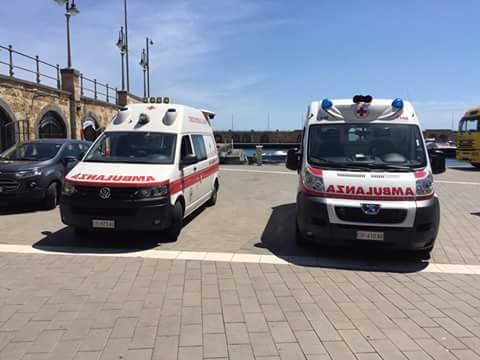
287,96,446,256
60,99,219,240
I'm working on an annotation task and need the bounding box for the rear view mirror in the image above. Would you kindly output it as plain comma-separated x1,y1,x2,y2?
286,149,300,171
429,150,446,174
181,154,198,168
62,156,77,166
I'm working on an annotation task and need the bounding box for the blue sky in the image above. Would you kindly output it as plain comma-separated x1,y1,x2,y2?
0,0,478,130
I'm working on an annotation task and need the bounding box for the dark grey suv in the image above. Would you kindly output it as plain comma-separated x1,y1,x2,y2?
0,139,91,209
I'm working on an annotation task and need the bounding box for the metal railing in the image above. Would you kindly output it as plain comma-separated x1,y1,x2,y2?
80,74,118,105
0,44,61,89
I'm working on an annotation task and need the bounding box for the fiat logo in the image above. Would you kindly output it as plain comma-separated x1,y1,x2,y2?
361,204,381,216
99,187,111,200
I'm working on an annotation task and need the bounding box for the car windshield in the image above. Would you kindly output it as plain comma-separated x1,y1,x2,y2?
83,132,177,164
459,117,479,132
308,124,427,170
0,142,63,161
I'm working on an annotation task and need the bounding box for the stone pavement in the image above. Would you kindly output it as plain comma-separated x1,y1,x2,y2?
0,165,480,359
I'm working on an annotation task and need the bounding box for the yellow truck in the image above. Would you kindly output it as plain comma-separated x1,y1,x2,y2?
457,107,480,168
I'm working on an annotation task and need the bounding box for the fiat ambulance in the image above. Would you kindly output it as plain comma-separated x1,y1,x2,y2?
286,96,446,256
60,99,219,240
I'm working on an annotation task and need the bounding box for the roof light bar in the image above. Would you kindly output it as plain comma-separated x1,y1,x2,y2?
392,98,404,110
321,99,333,111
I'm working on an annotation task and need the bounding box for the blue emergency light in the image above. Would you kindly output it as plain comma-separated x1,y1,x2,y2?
392,98,404,110
321,99,333,111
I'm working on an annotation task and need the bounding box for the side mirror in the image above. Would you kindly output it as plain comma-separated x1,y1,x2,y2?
62,156,77,166
429,150,446,174
286,149,300,171
181,154,198,168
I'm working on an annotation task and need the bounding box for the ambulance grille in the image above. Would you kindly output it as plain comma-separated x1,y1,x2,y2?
335,206,407,224
76,186,136,200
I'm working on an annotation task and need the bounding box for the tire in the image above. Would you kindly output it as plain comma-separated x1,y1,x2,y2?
414,248,432,260
42,183,58,210
74,227,89,237
165,201,184,241
295,221,309,247
207,183,218,207
472,163,480,169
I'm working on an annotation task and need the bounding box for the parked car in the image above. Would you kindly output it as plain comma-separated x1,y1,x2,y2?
0,139,91,210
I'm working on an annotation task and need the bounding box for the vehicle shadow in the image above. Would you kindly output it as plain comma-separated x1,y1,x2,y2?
448,167,478,171
257,203,429,273
0,205,45,216
32,205,207,254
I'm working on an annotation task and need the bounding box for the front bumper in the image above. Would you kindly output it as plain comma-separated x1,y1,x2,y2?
296,192,440,251
60,195,173,231
0,176,47,206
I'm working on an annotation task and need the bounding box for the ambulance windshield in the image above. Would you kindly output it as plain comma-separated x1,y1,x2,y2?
84,132,177,164
308,124,427,170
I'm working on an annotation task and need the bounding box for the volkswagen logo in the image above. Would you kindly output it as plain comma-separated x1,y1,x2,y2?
361,204,381,216
99,187,111,200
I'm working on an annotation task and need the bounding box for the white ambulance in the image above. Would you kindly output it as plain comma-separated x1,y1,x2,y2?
287,96,446,256
60,99,219,240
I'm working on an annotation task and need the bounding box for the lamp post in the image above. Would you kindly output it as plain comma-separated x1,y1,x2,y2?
123,0,130,92
145,37,154,97
139,49,147,98
116,27,127,90
53,0,80,68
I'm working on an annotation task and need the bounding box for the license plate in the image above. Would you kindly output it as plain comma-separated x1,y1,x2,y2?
92,219,115,229
357,231,384,241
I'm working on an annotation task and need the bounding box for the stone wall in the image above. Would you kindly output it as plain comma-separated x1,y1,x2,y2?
0,75,71,139
0,70,142,149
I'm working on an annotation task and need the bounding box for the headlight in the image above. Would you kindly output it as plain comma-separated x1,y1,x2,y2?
15,168,42,178
303,167,325,193
134,184,169,199
416,173,433,196
62,182,77,196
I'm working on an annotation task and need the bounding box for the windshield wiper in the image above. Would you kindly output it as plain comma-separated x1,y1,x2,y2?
311,158,370,171
353,163,415,172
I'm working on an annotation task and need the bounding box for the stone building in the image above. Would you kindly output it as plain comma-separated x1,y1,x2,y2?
0,57,142,152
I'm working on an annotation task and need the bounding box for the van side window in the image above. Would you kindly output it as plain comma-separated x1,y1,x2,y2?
181,135,194,160
203,135,216,158
191,135,207,161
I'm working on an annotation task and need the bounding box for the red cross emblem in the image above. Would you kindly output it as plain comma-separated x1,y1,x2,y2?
355,106,368,118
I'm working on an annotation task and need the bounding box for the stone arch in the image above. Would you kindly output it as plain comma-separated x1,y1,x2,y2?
35,105,69,139
0,98,17,152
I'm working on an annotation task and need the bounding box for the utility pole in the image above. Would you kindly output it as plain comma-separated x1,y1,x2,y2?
146,37,154,97
231,113,234,130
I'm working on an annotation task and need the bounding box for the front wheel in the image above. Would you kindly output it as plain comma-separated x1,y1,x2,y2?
42,183,58,210
165,201,184,241
295,221,309,247
207,183,218,207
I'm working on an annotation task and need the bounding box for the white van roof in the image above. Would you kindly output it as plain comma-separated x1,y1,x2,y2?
307,97,419,126
107,103,215,134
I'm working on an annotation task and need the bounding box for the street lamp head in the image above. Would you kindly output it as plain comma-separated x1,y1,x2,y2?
54,0,68,5
69,1,80,15
116,28,125,50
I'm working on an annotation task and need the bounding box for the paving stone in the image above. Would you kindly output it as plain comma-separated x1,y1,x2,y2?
180,324,203,346
204,333,228,358
295,330,327,355
27,329,64,353
130,326,157,349
225,322,249,344
250,332,278,357
339,329,374,353
178,346,202,360
245,312,269,333
152,335,178,360
228,344,255,360
110,317,137,338
277,342,306,360
79,328,111,352
126,348,152,360
269,321,296,343
324,341,357,360
98,338,130,360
